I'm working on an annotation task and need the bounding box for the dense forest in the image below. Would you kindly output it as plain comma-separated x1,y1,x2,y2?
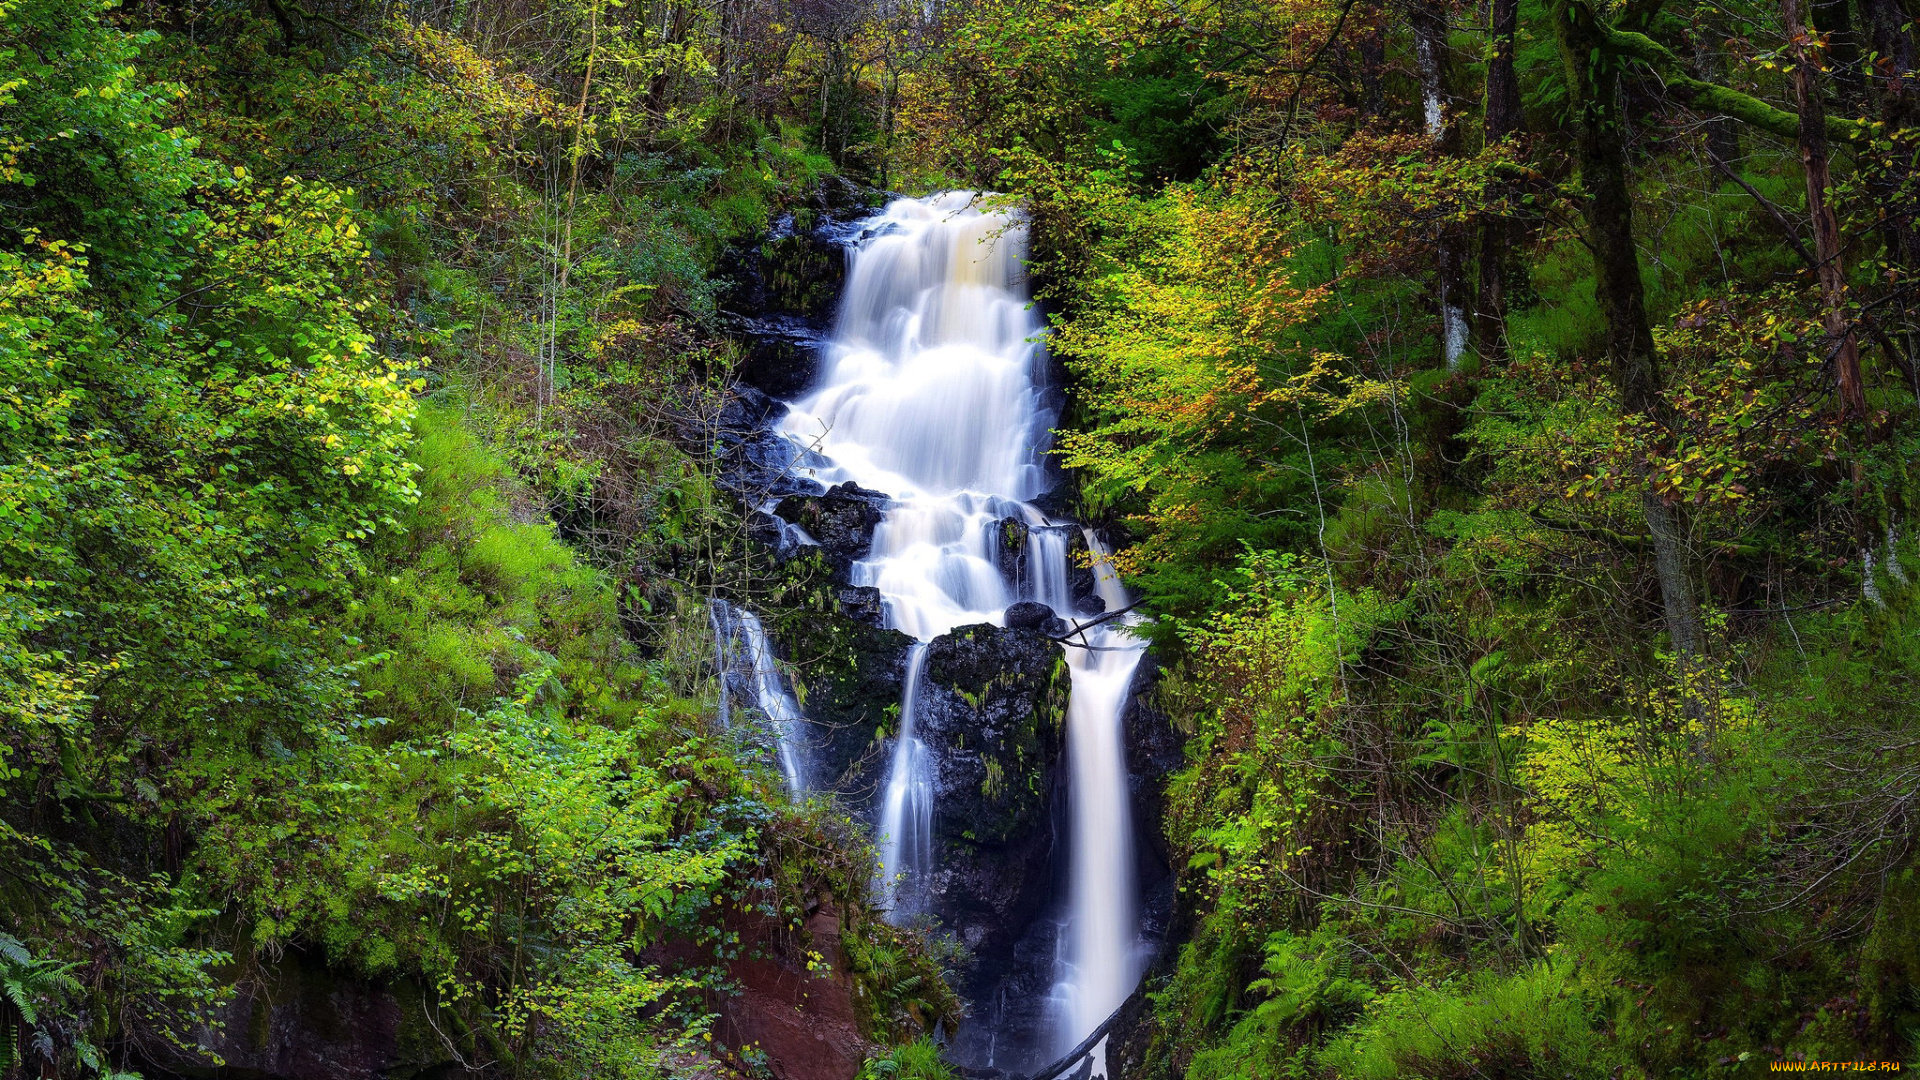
4,0,1920,1073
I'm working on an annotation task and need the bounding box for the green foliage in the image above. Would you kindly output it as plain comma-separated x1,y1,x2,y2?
842,919,965,1042
922,0,1920,1064
1317,964,1611,1079
1,0,949,1072
859,1038,958,1080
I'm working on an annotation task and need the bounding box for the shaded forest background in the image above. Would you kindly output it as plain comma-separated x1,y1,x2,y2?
4,0,1920,1071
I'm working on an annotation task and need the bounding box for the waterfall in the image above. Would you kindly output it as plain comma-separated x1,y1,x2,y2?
1049,533,1148,1063
770,191,1145,1056
710,599,808,795
876,643,935,913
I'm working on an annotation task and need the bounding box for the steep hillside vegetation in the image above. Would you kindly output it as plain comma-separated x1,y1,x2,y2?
0,0,950,1073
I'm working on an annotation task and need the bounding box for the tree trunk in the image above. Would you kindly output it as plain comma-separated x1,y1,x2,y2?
1360,11,1388,118
1414,0,1470,369
1862,0,1917,125
1785,0,1869,418
1689,27,1742,168
1812,0,1868,114
1551,0,1706,656
1861,0,1919,266
1476,0,1521,359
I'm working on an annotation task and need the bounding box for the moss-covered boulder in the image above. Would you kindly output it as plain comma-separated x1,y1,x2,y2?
918,623,1069,846
774,482,890,578
908,623,1071,984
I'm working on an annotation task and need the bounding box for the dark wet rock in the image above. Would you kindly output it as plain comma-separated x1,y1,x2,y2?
813,173,874,215
720,194,874,329
919,623,1069,847
905,622,1071,1024
996,516,1029,584
747,509,789,552
718,382,782,433
761,220,844,322
835,584,886,626
1102,962,1166,1080
718,429,825,501
137,952,452,1080
711,376,828,502
774,482,889,576
1030,480,1078,520
1003,600,1055,631
946,912,1065,1076
1125,656,1183,899
728,314,827,399
767,608,915,796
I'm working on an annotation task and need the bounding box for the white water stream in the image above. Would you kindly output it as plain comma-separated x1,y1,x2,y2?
710,600,808,795
770,192,1147,1060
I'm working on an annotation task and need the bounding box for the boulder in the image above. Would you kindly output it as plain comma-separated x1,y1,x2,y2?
717,382,783,433
918,623,1069,847
774,483,889,577
747,509,790,553
902,622,1070,1011
720,209,851,327
835,584,887,627
996,516,1029,585
718,429,826,501
730,314,827,399
1002,600,1055,632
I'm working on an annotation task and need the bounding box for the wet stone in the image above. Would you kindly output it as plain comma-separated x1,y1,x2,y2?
773,482,889,573
719,430,824,501
717,383,781,433
1003,600,1055,631
835,585,886,626
996,516,1029,583
1066,529,1104,615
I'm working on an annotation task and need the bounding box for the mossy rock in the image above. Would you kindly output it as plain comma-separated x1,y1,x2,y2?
918,622,1070,846
769,602,915,796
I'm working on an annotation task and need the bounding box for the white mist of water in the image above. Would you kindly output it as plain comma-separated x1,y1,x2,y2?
711,600,808,795
773,191,1144,1050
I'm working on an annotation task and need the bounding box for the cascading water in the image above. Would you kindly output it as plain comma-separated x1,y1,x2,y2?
710,599,809,795
875,643,935,912
769,191,1146,1061
1047,535,1147,1068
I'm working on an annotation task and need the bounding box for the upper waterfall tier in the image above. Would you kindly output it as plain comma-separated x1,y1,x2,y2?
778,191,1054,504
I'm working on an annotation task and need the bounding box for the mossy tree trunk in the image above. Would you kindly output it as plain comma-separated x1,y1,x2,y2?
1550,0,1706,658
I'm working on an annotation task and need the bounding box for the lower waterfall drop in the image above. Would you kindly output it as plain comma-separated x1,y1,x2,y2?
876,643,936,912
1050,535,1148,1067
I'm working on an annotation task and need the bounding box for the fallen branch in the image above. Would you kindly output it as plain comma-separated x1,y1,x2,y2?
1047,602,1142,650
